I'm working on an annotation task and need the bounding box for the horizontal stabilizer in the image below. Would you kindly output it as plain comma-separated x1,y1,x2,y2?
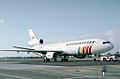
13,46,34,50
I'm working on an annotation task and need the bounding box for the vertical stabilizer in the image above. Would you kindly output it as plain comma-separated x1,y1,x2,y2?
28,29,38,41
28,29,39,47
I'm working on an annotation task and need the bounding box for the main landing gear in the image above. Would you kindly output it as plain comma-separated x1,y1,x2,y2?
61,56,68,62
44,57,50,62
43,56,68,62
43,57,57,62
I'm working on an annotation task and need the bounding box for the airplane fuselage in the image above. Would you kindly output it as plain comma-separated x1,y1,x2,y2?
31,39,113,58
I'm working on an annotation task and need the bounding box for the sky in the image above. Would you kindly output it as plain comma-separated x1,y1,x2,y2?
0,0,120,57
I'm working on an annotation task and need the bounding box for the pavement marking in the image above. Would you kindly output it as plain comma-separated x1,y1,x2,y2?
63,75,120,79
0,73,32,79
63,78,72,79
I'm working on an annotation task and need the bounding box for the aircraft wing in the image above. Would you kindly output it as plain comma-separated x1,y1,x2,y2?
12,46,34,50
0,45,64,54
0,49,64,54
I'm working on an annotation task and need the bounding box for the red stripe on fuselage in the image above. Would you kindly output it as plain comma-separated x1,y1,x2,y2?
89,45,92,54
86,46,89,54
78,45,92,55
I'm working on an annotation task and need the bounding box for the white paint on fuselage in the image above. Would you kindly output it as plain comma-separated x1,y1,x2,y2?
31,39,113,56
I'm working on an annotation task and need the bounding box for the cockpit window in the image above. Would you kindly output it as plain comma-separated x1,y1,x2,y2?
103,41,111,44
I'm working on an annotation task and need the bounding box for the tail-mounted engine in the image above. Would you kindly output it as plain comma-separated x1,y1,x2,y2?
39,39,44,44
28,39,44,47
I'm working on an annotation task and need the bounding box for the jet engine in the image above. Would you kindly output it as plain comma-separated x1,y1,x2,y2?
74,54,86,59
39,39,44,44
28,39,44,46
46,52,57,59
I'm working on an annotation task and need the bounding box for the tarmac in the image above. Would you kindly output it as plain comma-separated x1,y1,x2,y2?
0,59,120,79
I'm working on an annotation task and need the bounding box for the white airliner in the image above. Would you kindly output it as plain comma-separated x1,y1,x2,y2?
1,29,114,62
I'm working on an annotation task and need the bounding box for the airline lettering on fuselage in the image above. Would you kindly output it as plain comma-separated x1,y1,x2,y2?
78,45,92,55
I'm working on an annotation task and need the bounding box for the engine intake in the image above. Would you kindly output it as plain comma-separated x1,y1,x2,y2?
39,39,44,44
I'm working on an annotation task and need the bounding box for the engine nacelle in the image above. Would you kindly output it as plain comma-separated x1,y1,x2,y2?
39,39,44,44
28,39,44,47
46,52,57,59
74,54,86,59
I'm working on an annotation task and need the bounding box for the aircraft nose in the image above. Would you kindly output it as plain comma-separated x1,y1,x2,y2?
102,42,114,52
110,43,114,50
107,43,114,51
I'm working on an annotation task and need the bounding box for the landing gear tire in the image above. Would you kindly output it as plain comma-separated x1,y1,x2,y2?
61,56,68,62
54,58,57,62
61,59,68,62
46,59,50,62
44,58,50,62
93,58,96,61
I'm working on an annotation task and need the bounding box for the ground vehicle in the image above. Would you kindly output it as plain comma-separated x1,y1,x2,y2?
100,55,116,61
